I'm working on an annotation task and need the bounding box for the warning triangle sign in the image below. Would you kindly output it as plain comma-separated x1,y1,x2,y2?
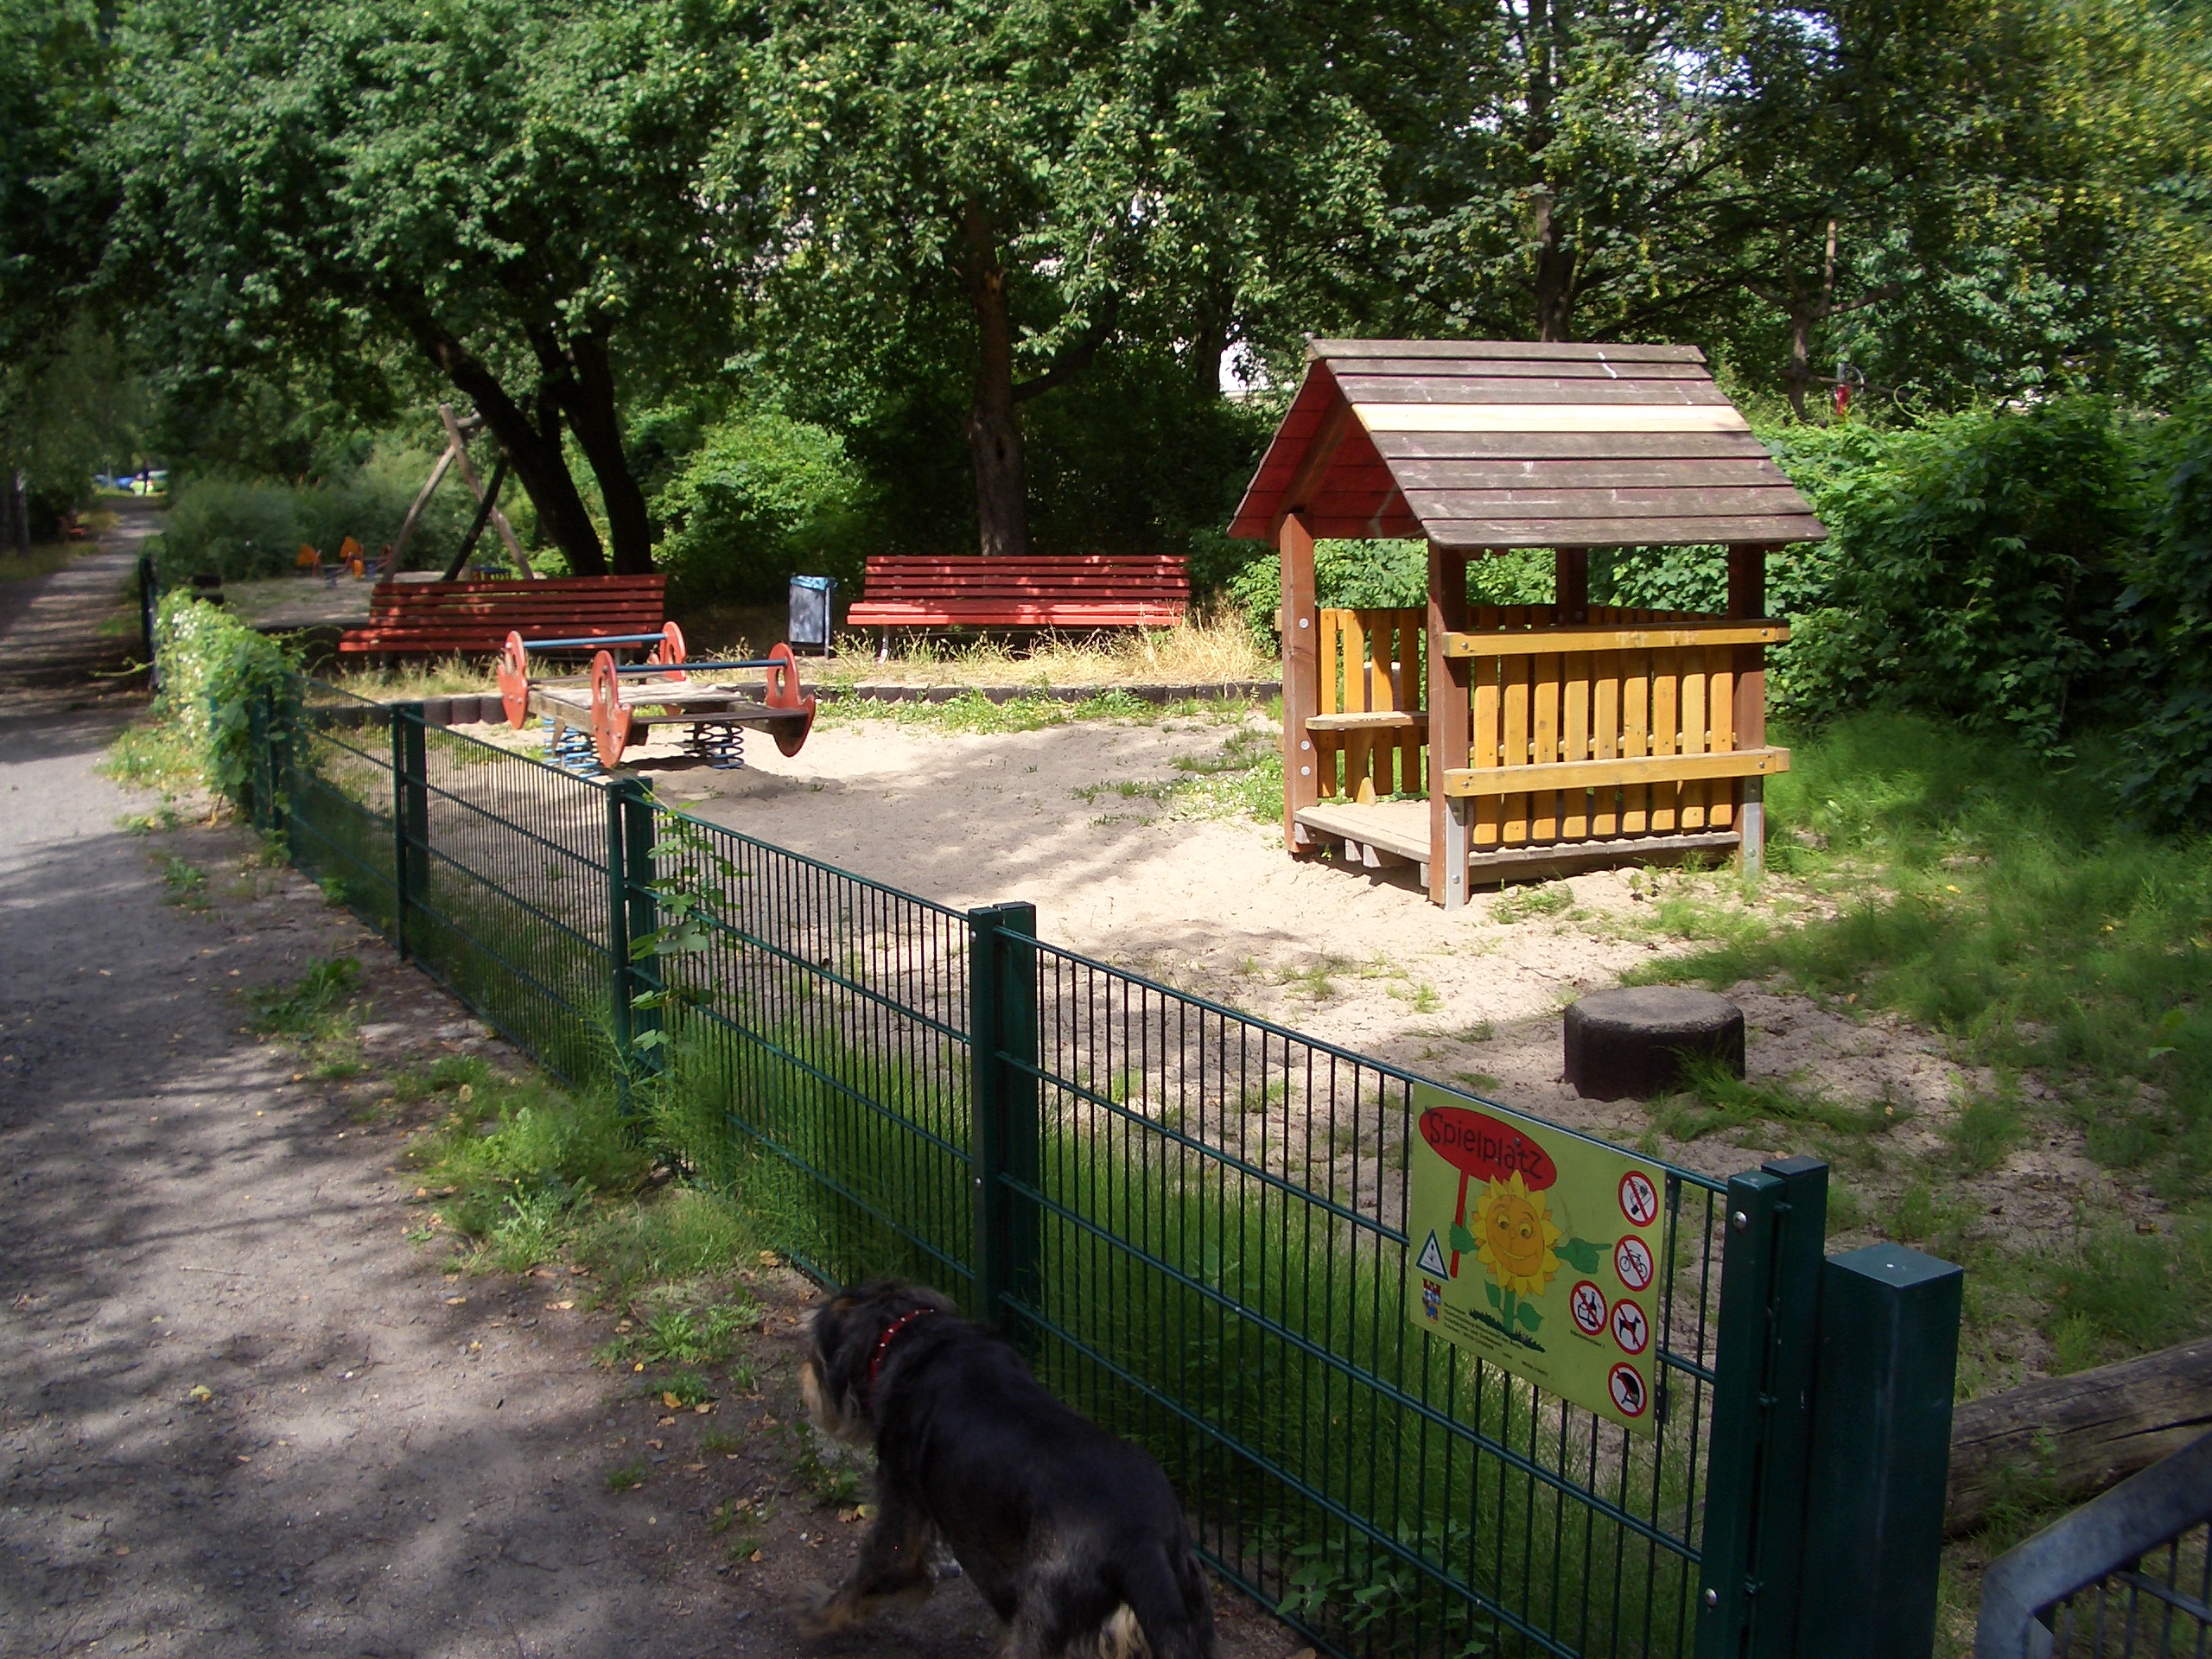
1417,1230,1451,1278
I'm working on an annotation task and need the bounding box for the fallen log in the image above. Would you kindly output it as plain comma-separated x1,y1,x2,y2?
1946,1335,2212,1535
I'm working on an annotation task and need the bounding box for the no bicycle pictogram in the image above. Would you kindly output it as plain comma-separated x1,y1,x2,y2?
1618,1171,1659,1228
1614,1236,1654,1292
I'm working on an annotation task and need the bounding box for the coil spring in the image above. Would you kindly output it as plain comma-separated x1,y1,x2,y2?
684,722,746,769
543,715,601,776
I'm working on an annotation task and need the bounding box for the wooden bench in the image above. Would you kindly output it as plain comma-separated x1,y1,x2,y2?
843,554,1189,632
337,575,667,656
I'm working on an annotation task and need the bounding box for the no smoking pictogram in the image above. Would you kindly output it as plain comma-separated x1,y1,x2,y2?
1569,1281,1608,1337
1608,1363,1649,1419
1610,1299,1649,1356
1614,1235,1654,1292
1618,1171,1659,1228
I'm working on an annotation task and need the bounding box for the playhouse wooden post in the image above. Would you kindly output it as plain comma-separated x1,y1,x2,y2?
1729,544,1770,877
1428,541,1472,907
1281,512,1321,855
1554,547,1590,624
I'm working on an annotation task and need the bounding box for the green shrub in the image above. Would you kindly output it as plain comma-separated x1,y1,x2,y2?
152,447,486,583
2115,401,2212,829
1770,401,2144,753
150,594,296,803
651,409,876,605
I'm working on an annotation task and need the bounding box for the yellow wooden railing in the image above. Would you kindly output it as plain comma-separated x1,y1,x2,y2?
1438,616,1789,848
1310,608,1426,801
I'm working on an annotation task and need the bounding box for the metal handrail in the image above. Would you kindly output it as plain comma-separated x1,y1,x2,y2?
1976,1430,2212,1659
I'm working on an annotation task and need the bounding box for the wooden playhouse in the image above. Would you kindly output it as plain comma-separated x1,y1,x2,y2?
1228,339,1827,908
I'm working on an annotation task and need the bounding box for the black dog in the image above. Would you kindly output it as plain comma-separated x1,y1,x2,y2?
798,1278,1217,1659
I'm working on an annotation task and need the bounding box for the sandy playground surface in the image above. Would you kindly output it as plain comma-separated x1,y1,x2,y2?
610,707,2108,1220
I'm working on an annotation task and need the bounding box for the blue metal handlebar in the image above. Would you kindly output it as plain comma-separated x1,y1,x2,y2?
615,658,780,675
518,632,671,650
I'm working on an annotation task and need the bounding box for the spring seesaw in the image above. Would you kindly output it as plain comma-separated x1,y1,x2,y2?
493,623,816,772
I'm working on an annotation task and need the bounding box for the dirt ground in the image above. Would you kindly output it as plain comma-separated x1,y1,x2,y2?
0,515,1299,1659
633,716,1989,1178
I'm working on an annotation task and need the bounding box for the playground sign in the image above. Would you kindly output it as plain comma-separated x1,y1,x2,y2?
1406,1081,1669,1433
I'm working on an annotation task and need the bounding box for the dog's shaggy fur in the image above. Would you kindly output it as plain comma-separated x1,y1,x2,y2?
798,1279,1217,1659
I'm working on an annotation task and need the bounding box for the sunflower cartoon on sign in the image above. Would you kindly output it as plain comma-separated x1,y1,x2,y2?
1476,1170,1564,1298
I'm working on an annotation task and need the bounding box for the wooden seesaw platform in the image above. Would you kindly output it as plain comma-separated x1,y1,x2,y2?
494,623,817,772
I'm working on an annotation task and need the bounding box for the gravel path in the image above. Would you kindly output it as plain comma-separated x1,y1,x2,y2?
0,514,1294,1659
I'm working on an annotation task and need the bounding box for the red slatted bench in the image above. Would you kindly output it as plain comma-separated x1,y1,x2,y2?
337,575,668,656
843,554,1189,632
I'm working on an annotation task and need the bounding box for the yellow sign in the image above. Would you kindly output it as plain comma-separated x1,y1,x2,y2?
1405,1081,1668,1433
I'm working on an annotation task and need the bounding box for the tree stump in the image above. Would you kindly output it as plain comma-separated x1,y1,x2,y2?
1564,988,1745,1100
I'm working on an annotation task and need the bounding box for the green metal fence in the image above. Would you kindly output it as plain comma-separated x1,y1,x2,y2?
246,678,1862,1659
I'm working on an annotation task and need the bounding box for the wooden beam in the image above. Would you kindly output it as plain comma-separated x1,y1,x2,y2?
1274,396,1356,527
390,445,457,564
439,404,532,577
1729,544,1770,876
1554,547,1588,624
1442,747,1789,797
1442,622,1788,657
1945,1337,2212,1535
1281,512,1321,855
1427,540,1471,907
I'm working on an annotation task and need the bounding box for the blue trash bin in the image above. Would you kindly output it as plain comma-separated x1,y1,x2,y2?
789,575,836,655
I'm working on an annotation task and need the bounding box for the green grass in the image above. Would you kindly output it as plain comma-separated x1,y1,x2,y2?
1644,1055,1904,1156
250,955,363,1039
0,542,82,584
1647,713,2212,1205
1630,710,2212,1458
1490,880,1573,923
159,854,209,909
605,1459,647,1493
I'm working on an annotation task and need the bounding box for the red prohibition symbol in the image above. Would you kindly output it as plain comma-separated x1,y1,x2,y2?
1608,1363,1649,1420
1614,1235,1655,1292
1618,1171,1659,1228
1569,1281,1608,1337
1610,1298,1650,1356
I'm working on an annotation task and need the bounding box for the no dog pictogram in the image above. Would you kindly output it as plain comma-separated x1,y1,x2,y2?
1610,1299,1649,1356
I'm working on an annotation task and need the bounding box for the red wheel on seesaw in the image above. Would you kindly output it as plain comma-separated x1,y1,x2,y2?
764,640,817,756
497,630,531,728
646,620,688,679
589,650,632,770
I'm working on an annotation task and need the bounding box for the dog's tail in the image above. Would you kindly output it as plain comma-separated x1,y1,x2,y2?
1117,1538,1217,1659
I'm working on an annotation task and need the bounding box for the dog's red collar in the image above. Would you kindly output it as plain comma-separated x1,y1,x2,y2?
865,1306,936,1405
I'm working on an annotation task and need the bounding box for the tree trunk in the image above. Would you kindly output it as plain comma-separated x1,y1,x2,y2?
561,333,655,576
399,304,609,577
961,200,1031,561
1524,0,1573,342
1784,296,1814,422
1531,188,1575,343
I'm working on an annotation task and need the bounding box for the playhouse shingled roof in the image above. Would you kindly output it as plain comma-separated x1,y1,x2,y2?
1228,340,1825,550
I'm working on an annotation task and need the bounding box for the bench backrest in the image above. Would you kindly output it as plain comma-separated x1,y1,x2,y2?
858,555,1188,599
366,574,665,627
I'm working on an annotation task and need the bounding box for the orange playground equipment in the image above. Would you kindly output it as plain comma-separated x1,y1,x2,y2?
494,623,816,772
1228,339,1827,907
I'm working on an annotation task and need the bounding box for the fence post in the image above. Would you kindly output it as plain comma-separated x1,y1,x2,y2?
1792,1243,1963,1659
137,555,160,691
605,778,660,1073
390,703,428,960
968,901,1039,1333
1696,1154,1828,1659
